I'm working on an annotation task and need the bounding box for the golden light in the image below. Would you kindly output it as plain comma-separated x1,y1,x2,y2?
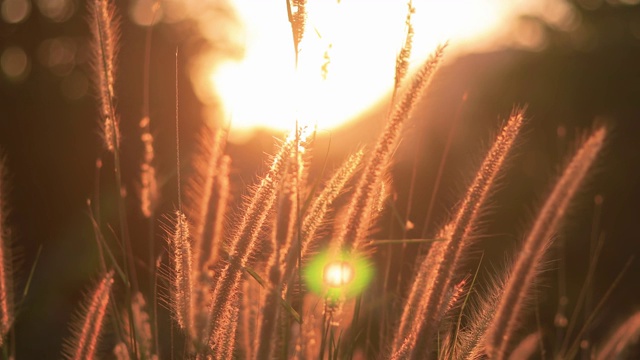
323,261,355,288
190,0,515,142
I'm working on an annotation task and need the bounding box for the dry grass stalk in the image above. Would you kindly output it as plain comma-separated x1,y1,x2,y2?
139,116,159,218
202,136,297,358
337,44,446,254
391,111,525,358
485,127,607,359
64,270,114,360
0,158,13,346
596,311,640,360
166,210,194,337
88,0,120,152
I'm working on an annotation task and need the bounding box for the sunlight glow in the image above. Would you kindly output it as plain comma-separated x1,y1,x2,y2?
323,261,355,288
304,249,373,300
196,0,509,141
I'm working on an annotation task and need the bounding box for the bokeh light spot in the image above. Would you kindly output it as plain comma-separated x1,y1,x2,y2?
304,250,373,301
1,0,31,24
37,37,77,76
129,0,163,26
1,46,30,82
36,0,75,23
323,261,354,288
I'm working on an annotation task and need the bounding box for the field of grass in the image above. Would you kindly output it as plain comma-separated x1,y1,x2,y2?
1,0,639,359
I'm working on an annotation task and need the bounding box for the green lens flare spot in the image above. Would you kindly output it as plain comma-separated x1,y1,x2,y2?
303,249,373,301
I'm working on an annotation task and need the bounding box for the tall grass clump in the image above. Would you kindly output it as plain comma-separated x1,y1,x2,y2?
1,0,638,359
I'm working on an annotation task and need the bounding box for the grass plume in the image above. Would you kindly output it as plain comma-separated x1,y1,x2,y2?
485,127,607,359
63,270,114,360
336,44,446,254
393,0,415,101
165,210,194,337
391,110,525,359
139,116,159,218
88,0,120,152
202,134,298,358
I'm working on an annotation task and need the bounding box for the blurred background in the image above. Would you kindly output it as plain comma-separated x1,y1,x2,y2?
1,0,639,358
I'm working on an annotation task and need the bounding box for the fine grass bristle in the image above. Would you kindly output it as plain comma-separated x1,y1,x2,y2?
456,275,506,360
63,270,114,360
486,127,607,359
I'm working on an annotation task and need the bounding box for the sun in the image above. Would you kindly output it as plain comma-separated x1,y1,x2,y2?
197,0,507,142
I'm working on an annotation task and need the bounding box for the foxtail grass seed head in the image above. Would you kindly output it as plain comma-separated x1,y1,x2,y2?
203,134,298,357
188,127,227,270
124,292,155,359
394,0,415,97
139,116,158,218
89,0,120,152
486,127,607,359
337,45,446,254
391,110,525,358
289,0,307,54
63,270,114,360
167,210,194,336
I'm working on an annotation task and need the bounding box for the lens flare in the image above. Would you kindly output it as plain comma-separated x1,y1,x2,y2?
304,249,373,300
323,261,355,288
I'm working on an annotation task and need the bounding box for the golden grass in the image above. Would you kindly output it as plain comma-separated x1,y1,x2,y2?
0,0,636,359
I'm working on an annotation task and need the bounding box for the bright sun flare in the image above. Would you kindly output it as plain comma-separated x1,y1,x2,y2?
206,0,505,142
323,261,355,288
